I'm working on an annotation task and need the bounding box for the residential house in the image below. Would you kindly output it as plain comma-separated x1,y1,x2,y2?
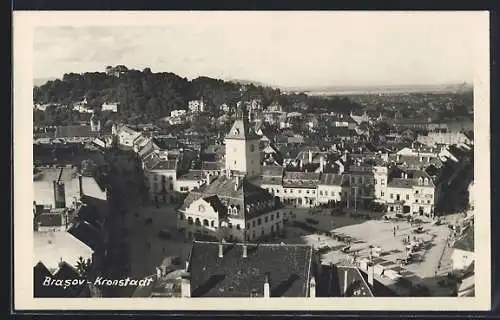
179,241,316,298
316,174,347,204
280,172,320,207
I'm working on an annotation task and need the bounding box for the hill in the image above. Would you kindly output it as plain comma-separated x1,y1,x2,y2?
32,67,363,125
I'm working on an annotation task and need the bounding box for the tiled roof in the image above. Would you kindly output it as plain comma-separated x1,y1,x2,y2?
261,165,283,177
201,161,222,171
178,170,204,181
387,178,415,189
453,230,474,252
150,159,177,171
143,153,161,171
187,241,314,297
319,173,344,186
283,171,321,188
55,125,98,138
261,176,283,186
36,213,64,227
179,175,275,220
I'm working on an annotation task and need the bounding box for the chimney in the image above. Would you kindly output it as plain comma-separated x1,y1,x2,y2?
242,243,248,258
78,174,83,196
367,263,374,287
156,267,162,278
181,272,191,298
264,273,270,298
185,260,190,271
401,172,405,178
218,240,224,258
343,269,348,296
309,276,316,298
308,150,313,163
319,156,325,173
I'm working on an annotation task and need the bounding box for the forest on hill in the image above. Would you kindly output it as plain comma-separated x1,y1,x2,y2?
33,67,362,124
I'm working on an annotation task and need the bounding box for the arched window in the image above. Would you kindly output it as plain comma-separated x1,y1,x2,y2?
211,220,215,227
236,224,241,230
195,218,201,226
424,178,429,185
179,214,184,220
203,219,209,226
187,217,193,225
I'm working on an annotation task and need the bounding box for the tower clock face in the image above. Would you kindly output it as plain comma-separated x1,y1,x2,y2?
249,144,255,152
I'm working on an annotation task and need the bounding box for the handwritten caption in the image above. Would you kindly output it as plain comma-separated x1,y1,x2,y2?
42,276,154,289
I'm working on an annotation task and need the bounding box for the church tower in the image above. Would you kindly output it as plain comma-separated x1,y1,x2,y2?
225,102,261,178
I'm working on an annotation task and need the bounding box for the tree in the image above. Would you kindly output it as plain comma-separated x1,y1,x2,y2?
75,256,91,279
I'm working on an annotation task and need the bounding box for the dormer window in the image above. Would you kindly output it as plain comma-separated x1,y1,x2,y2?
424,178,429,185
198,205,205,212
234,128,240,135
418,177,423,185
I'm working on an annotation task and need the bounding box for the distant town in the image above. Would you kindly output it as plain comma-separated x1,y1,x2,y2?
33,66,474,298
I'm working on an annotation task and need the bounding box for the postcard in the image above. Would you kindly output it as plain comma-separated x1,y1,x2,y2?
13,11,490,311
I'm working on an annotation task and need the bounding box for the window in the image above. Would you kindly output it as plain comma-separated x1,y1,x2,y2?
276,212,280,218
427,200,431,204
247,223,250,229
390,194,393,199
290,190,294,194
211,220,215,227
312,190,315,194
381,191,385,197
265,217,268,223
276,223,280,231
298,190,302,194
381,180,385,186
203,219,209,226
198,205,205,212
415,199,419,203
339,192,342,197
236,224,241,230
252,221,256,227
258,218,262,225
306,190,309,194
179,214,184,220
250,144,255,152
234,161,236,165
229,223,233,229
331,191,335,196
320,191,323,196
195,218,201,226
284,189,287,194
276,190,280,194
416,190,419,194
188,217,193,225
271,214,274,221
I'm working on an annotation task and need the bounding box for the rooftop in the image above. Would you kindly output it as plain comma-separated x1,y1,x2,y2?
33,231,94,273
187,241,314,297
319,173,344,186
453,229,474,252
180,175,275,220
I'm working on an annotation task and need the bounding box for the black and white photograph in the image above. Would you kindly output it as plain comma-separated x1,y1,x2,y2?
14,11,490,311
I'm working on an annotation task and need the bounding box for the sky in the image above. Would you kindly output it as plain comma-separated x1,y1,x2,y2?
33,12,486,88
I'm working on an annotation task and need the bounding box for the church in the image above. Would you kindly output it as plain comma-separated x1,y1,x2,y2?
177,107,284,242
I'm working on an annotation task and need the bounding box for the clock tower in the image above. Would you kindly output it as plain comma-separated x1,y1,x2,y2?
225,103,261,178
